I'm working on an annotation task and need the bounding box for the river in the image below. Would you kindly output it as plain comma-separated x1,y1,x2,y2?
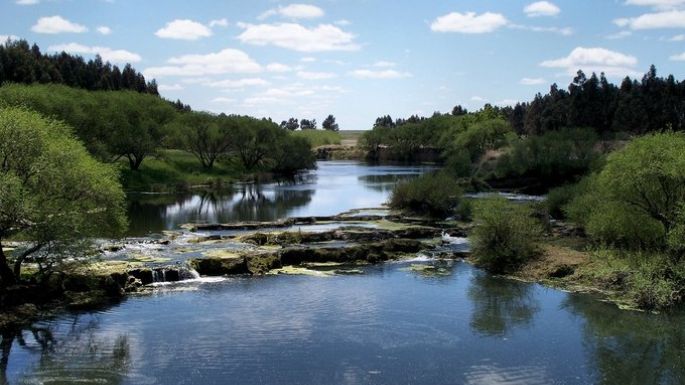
2,161,683,385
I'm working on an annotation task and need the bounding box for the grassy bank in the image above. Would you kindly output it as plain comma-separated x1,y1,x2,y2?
119,149,244,192
292,130,342,147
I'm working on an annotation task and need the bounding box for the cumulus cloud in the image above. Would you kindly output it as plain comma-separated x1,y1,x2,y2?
614,10,685,29
209,18,228,28
509,24,573,35
540,46,639,77
625,0,685,10
16,0,39,5
606,30,632,39
266,63,293,72
373,61,396,67
431,12,508,33
48,43,141,63
158,84,184,91
97,26,112,35
259,4,324,20
144,48,261,77
669,33,685,40
520,77,547,85
524,1,561,17
237,23,359,52
32,16,87,34
670,51,685,60
297,71,337,80
350,69,411,79
155,19,212,40
205,78,270,88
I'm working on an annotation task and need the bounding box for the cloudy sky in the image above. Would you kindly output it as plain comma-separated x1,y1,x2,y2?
2,0,685,129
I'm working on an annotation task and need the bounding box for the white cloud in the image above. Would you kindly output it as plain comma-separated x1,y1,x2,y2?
335,19,351,26
155,19,212,40
259,4,324,20
431,12,508,33
297,71,337,80
237,23,359,52
97,26,112,35
614,10,685,29
144,48,261,77
300,56,317,62
48,43,141,63
16,0,39,5
350,69,411,79
606,30,632,39
524,1,561,17
209,18,228,28
205,78,270,88
265,63,292,73
373,61,396,67
32,16,87,34
471,96,486,102
0,35,20,41
625,0,685,10
212,97,236,104
520,77,547,85
158,84,184,91
509,24,573,35
540,46,639,77
669,33,685,40
670,52,685,60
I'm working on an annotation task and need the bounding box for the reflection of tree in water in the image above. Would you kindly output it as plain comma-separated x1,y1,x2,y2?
126,182,314,233
1,317,130,385
357,174,419,193
468,274,540,337
565,295,685,385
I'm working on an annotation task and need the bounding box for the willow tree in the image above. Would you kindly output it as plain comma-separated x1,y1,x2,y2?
0,107,127,286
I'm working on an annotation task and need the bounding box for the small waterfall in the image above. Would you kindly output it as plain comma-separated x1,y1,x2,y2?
150,266,201,284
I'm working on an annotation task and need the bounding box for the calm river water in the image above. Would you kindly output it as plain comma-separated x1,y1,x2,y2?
2,161,683,385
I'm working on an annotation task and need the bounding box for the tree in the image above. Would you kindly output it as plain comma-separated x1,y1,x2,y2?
174,111,233,169
300,118,317,130
233,118,282,170
451,105,468,116
0,107,126,286
280,117,299,131
322,114,339,131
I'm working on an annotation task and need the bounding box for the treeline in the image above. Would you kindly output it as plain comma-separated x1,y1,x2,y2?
0,83,315,177
508,66,685,135
0,39,158,95
280,114,339,131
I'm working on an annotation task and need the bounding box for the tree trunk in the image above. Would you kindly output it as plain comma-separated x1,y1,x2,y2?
0,245,16,287
0,331,14,385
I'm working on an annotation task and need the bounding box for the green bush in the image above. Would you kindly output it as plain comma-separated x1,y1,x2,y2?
388,172,462,217
470,197,542,273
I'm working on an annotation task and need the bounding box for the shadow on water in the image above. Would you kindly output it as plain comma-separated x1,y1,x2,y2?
468,274,540,337
564,295,685,385
1,316,130,385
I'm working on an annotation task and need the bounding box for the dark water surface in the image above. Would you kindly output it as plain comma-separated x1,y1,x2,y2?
3,261,684,385
2,161,684,385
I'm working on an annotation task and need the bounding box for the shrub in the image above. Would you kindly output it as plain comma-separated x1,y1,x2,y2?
471,197,542,273
388,172,462,217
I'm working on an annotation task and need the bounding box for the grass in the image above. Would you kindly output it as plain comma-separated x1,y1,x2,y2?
292,130,342,147
119,149,243,192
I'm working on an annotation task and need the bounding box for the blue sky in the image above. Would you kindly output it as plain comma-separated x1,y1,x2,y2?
2,0,685,129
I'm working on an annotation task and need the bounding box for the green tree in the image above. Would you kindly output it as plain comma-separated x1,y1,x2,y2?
0,107,126,286
173,112,233,169
280,117,299,131
322,114,339,131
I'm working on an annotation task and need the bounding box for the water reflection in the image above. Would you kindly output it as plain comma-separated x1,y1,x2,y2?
2,317,130,385
468,275,540,337
126,161,435,236
566,295,685,385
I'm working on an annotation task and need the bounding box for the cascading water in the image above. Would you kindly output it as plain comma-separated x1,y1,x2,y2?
151,266,201,284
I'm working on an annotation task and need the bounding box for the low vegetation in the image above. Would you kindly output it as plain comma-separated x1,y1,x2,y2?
292,129,342,147
470,198,542,274
388,172,462,218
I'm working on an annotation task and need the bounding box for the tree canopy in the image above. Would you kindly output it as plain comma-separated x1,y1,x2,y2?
0,107,127,285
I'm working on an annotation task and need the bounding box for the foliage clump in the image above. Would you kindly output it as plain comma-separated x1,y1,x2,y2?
388,172,462,218
470,198,542,273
